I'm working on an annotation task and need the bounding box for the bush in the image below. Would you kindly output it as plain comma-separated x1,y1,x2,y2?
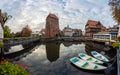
14,38,19,40
3,38,9,41
0,60,30,75
112,41,119,48
0,42,4,46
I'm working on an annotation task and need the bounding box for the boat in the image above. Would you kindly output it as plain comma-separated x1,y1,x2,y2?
78,53,103,64
91,51,109,62
70,57,107,70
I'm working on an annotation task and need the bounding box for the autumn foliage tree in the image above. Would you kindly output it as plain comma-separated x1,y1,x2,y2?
21,25,32,37
109,0,120,24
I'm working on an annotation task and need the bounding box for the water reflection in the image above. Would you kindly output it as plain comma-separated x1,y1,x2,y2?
23,42,87,75
85,41,116,59
85,41,117,75
4,43,39,60
46,42,60,62
2,41,117,75
3,46,11,52
63,42,82,47
4,45,24,54
63,42,73,47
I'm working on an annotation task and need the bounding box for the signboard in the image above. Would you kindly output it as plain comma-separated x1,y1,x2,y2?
0,23,3,39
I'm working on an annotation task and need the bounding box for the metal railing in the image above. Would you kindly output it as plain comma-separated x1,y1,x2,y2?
3,37,40,46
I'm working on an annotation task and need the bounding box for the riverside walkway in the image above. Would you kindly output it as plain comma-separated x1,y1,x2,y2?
0,37,40,58
3,37,40,46
2,37,85,47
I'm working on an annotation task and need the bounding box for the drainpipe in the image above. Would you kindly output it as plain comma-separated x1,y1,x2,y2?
117,25,120,75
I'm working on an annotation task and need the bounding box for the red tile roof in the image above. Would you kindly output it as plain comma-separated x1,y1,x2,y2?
72,29,82,32
47,13,58,19
86,20,99,26
86,20,106,29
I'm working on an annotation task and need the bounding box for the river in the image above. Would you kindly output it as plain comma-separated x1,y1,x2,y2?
4,41,117,75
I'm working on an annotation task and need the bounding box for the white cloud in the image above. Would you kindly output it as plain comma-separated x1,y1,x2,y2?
0,0,115,32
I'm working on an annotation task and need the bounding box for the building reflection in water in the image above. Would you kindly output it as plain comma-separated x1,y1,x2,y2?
63,42,73,47
85,40,116,58
3,46,11,52
85,41,117,75
63,41,82,47
3,43,39,60
4,45,24,54
45,42,60,62
45,42,82,62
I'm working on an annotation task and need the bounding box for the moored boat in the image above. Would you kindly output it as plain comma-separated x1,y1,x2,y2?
91,51,109,62
78,53,103,64
70,57,107,70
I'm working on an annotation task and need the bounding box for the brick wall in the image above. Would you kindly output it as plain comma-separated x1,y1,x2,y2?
45,14,60,38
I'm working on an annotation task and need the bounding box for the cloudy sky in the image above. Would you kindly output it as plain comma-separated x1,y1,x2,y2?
0,0,116,32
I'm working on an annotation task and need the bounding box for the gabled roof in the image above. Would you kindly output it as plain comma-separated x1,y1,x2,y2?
47,13,58,19
72,29,82,32
86,20,99,26
85,20,106,29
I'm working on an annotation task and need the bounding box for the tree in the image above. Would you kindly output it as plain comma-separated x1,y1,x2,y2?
109,0,120,24
4,25,12,38
0,12,12,28
15,32,21,37
21,25,32,37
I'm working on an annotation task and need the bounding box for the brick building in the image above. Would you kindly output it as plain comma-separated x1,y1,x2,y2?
108,25,119,40
21,25,32,37
85,20,106,37
72,29,82,37
45,13,60,38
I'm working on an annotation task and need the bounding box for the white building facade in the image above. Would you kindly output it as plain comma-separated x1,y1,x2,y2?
31,31,42,37
93,31,116,42
63,25,74,37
